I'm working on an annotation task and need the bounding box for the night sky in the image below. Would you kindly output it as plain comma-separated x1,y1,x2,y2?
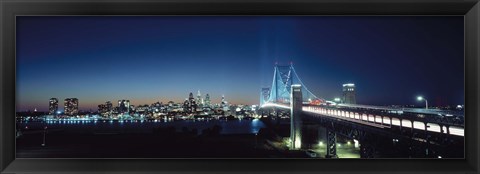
16,16,464,112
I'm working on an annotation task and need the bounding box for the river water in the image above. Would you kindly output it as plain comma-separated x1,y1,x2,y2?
17,118,266,135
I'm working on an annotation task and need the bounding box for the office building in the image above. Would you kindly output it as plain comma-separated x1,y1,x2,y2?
64,98,79,116
118,100,130,114
342,83,356,104
49,98,58,115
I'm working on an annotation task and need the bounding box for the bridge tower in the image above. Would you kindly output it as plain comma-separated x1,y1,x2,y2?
260,87,270,106
267,64,322,104
290,84,303,149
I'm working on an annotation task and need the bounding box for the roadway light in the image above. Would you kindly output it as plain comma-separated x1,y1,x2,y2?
416,96,428,109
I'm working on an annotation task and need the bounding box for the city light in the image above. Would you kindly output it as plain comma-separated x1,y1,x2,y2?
9,14,467,160
294,139,301,149
353,139,359,148
416,96,428,109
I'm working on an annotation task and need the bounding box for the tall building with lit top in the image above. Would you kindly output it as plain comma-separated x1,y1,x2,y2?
205,94,211,108
49,98,58,115
64,98,79,116
221,95,229,111
184,92,197,113
196,90,203,108
342,83,356,104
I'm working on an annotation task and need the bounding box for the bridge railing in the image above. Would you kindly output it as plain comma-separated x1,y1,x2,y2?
303,105,464,137
259,100,464,137
318,104,464,127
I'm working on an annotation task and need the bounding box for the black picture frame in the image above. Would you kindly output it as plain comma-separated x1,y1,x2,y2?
1,0,479,173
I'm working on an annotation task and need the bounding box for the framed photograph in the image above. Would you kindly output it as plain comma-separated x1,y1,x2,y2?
1,0,479,173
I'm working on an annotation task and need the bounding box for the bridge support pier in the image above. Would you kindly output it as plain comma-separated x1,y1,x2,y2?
424,122,431,157
325,129,338,158
290,84,303,149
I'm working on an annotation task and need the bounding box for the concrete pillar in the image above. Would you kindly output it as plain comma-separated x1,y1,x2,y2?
290,84,303,149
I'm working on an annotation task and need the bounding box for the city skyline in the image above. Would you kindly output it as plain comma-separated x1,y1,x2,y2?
16,16,464,111
28,92,236,112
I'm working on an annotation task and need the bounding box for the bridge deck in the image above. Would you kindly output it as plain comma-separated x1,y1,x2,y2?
260,102,464,137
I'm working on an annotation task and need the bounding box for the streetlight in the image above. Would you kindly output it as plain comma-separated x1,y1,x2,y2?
41,126,47,147
255,133,258,148
334,98,341,103
417,96,428,109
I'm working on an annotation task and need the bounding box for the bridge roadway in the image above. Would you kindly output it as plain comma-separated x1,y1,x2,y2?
260,102,464,137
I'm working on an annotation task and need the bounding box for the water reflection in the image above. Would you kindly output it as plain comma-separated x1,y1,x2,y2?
18,118,266,135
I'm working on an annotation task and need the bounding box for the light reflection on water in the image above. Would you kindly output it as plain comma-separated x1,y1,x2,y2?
17,119,266,135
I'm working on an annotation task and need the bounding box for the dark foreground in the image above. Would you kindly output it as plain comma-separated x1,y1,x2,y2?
16,126,309,158
18,133,253,158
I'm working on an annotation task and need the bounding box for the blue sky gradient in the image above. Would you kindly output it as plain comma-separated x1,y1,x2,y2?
16,16,464,111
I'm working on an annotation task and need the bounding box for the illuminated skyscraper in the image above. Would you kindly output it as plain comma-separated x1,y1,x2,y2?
189,92,194,103
99,101,113,116
118,100,130,114
98,104,107,113
342,83,356,104
64,98,79,116
106,101,113,113
183,98,190,113
186,92,197,113
221,95,229,111
205,94,211,108
196,90,203,108
221,95,225,107
49,98,58,115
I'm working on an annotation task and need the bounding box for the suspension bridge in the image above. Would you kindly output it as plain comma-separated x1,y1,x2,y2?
258,64,464,158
